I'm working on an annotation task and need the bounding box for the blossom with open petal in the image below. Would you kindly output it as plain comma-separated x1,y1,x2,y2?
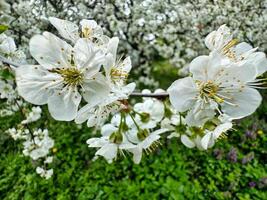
49,17,106,44
168,53,262,124
75,37,135,127
205,25,267,76
127,128,168,164
16,32,109,121
104,37,136,98
86,123,136,163
181,122,232,150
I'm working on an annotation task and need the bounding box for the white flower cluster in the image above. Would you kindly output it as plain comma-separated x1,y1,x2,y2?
87,89,169,164
0,32,25,116
0,33,26,64
21,106,42,124
22,129,54,160
167,25,267,150
15,17,135,123
7,127,55,179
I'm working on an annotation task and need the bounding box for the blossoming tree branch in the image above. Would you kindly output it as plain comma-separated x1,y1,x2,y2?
0,18,266,178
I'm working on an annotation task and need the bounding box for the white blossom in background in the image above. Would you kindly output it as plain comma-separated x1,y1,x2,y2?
22,129,54,160
7,127,29,140
21,106,42,124
0,79,16,100
36,167,53,179
0,33,26,63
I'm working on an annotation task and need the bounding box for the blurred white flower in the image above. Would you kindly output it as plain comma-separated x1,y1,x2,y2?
36,167,53,179
49,17,105,44
44,156,53,164
21,106,42,124
22,129,54,160
7,128,29,140
205,25,267,76
0,33,16,54
0,79,16,100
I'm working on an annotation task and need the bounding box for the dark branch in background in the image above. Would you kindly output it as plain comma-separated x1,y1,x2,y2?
130,92,169,98
0,56,169,98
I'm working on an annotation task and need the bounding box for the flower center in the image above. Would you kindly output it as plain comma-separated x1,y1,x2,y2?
82,27,92,38
50,68,83,86
198,80,224,103
110,67,128,82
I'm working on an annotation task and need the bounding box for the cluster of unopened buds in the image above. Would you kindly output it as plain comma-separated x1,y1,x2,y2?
0,18,266,173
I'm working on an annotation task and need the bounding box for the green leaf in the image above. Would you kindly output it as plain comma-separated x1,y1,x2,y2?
0,24,8,34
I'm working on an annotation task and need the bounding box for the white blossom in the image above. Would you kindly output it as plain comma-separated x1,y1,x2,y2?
16,32,110,121
36,167,53,179
168,53,263,125
21,106,42,124
87,122,136,163
181,122,233,150
22,129,54,160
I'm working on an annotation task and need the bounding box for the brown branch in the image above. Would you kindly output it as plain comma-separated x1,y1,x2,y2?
130,92,169,98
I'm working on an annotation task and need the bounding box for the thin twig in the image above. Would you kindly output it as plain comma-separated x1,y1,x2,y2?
130,92,169,98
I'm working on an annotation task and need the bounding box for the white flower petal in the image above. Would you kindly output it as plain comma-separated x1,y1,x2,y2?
75,104,93,124
101,124,117,136
248,52,267,76
221,87,262,119
49,17,79,43
213,122,232,140
201,132,212,150
30,32,72,69
181,135,195,148
189,55,210,80
167,77,198,112
129,147,142,164
74,38,104,72
48,88,81,121
96,143,117,161
16,65,55,105
82,77,110,106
